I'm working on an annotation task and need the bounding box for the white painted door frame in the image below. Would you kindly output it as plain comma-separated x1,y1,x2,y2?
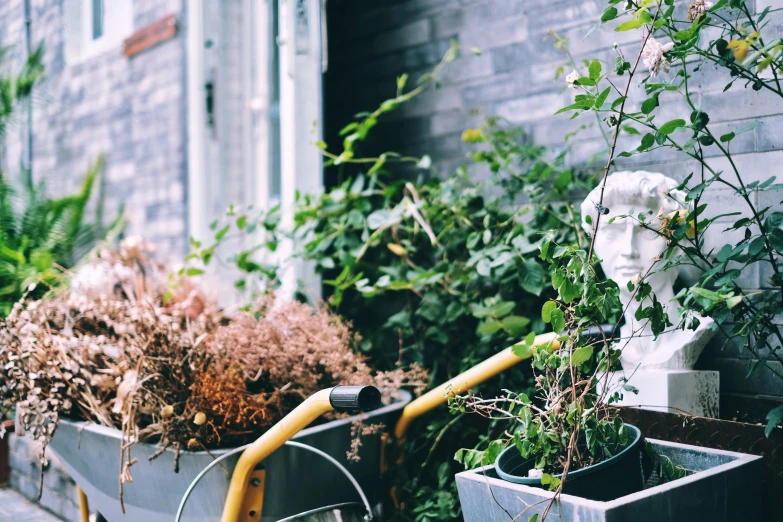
277,0,324,302
186,0,324,302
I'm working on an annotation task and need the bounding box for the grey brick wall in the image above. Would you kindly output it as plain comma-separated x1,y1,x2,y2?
325,0,783,406
0,0,188,257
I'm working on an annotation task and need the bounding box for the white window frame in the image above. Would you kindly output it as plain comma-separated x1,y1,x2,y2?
64,0,134,65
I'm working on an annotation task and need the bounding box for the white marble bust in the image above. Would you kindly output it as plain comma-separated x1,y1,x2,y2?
580,171,715,371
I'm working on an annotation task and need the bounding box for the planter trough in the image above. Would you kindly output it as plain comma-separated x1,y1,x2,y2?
46,390,411,522
456,438,763,522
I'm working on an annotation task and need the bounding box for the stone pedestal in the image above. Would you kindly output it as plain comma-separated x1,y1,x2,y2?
598,370,719,418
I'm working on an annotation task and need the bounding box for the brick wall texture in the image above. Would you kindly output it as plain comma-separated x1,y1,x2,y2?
0,0,189,257
324,0,783,405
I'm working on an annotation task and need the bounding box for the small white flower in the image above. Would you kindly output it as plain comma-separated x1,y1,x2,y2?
631,273,642,285
566,70,580,88
528,468,544,479
642,37,674,77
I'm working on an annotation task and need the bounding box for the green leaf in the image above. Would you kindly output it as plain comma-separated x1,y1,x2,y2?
611,96,627,109
588,60,602,80
555,99,594,115
483,439,506,465
502,315,532,336
638,133,656,151
658,119,687,136
575,77,597,87
476,258,491,276
490,301,516,318
550,308,566,334
542,301,557,323
720,132,735,142
571,346,594,366
478,320,502,335
512,342,532,359
520,260,546,296
726,295,743,309
367,209,400,230
641,94,659,115
595,87,611,109
215,224,230,241
766,404,783,437
615,19,644,31
540,473,562,491
766,211,783,228
601,7,618,22
622,125,640,135
185,267,205,276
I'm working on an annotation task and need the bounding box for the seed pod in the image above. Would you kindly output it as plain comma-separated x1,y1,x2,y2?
161,405,174,419
193,412,207,425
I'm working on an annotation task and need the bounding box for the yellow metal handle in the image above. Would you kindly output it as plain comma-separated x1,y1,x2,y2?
221,388,334,522
78,487,90,522
393,332,560,440
221,386,380,522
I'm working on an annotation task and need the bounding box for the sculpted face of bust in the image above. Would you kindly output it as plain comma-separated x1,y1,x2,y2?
581,171,715,371
582,171,682,294
592,202,673,294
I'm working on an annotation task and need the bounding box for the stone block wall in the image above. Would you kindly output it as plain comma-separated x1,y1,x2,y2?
0,0,188,257
325,0,783,404
8,433,80,522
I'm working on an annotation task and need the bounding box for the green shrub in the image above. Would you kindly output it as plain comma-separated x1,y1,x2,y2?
190,45,597,520
0,157,117,316
0,46,118,316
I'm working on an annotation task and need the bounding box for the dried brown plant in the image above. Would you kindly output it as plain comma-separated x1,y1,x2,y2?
0,239,427,506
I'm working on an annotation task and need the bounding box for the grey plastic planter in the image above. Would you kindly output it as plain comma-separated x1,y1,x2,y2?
456,439,764,522
47,390,411,522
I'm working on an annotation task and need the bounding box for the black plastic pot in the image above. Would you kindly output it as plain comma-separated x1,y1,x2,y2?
495,424,644,501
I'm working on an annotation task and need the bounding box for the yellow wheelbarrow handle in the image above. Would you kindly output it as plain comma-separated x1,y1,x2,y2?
393,332,560,441
221,386,381,522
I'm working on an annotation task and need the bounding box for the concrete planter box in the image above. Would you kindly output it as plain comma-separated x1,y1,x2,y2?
456,439,764,522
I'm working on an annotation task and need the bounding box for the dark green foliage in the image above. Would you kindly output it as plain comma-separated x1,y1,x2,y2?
0,47,117,316
0,156,117,317
191,53,596,517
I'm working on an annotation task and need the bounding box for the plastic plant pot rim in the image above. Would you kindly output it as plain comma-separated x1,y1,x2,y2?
495,423,642,484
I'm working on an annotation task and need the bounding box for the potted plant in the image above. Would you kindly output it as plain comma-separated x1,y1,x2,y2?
452,239,764,521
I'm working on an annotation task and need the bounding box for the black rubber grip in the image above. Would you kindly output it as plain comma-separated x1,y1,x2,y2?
329,386,382,412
